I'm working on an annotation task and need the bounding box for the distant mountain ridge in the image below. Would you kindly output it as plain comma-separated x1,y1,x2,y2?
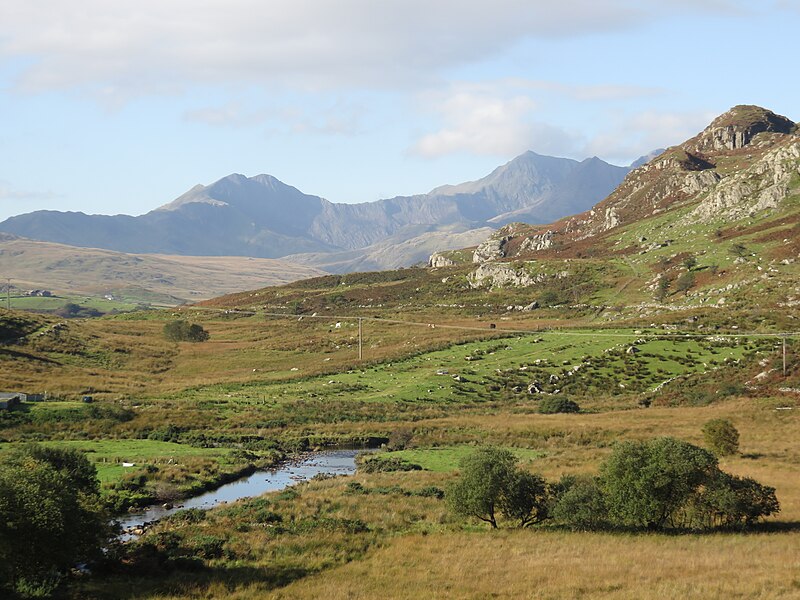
0,151,630,268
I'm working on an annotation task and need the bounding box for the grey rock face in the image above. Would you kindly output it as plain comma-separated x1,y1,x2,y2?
428,252,456,268
472,236,510,263
519,231,555,252
689,106,795,154
690,139,800,222
468,262,568,289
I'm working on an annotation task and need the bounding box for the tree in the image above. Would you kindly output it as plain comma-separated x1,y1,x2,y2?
551,475,607,531
447,448,548,528
702,419,740,456
682,255,698,271
550,437,779,531
0,445,109,597
675,271,696,294
447,448,516,528
499,471,549,528
163,320,210,342
654,276,670,302
600,437,718,529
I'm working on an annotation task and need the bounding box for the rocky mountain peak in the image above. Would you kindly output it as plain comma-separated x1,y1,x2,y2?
688,105,795,154
472,105,799,264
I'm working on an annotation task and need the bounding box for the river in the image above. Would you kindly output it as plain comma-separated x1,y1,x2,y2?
115,449,362,537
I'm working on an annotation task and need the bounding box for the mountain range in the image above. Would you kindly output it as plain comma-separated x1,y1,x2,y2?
0,152,630,271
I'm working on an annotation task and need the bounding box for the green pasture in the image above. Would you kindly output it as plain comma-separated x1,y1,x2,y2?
7,294,140,313
366,446,546,472
178,328,764,410
42,439,231,484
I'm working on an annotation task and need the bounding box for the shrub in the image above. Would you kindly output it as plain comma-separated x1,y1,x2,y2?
538,397,580,414
359,457,423,473
386,427,414,451
675,271,696,293
654,276,670,302
551,475,607,530
163,320,210,342
688,472,779,528
702,419,740,456
416,486,445,499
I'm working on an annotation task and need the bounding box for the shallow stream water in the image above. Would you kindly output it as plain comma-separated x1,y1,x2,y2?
115,449,361,537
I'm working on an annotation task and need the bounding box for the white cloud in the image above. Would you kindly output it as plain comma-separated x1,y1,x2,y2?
411,85,580,158
0,1,748,97
184,100,364,135
584,110,717,163
0,181,58,202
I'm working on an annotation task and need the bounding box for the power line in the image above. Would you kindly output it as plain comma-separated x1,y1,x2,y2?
182,305,800,340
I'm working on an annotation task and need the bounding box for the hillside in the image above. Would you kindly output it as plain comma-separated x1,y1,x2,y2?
0,152,628,270
446,105,800,320
0,233,326,305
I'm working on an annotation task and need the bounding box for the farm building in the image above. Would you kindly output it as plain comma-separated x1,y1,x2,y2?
0,391,43,408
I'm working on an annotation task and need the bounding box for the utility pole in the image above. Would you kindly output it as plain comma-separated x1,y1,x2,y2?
358,317,363,361
5,278,9,311
783,335,788,377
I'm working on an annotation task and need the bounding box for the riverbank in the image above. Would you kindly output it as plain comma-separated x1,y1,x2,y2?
116,449,364,538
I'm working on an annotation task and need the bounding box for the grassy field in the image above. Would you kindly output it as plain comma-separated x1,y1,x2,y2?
6,294,143,313
40,439,234,484
367,446,546,471
70,389,799,599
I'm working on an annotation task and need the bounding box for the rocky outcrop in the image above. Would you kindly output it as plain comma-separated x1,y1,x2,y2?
688,105,795,154
519,230,555,252
472,236,510,263
690,139,800,222
468,262,568,289
428,252,456,268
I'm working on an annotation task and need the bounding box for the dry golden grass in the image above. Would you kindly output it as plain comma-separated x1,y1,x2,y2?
74,394,800,600
0,236,326,303
270,530,800,600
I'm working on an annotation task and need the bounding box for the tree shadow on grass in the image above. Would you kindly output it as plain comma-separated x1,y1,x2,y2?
0,347,62,364
80,563,316,599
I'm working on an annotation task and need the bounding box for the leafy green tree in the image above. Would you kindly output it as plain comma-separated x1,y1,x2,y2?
447,448,516,528
447,448,548,528
0,445,109,597
682,255,698,271
163,320,210,342
499,471,549,527
550,438,779,531
551,474,607,531
600,437,717,529
702,419,740,456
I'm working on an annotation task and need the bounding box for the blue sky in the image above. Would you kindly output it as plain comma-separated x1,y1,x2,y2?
0,1,798,221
